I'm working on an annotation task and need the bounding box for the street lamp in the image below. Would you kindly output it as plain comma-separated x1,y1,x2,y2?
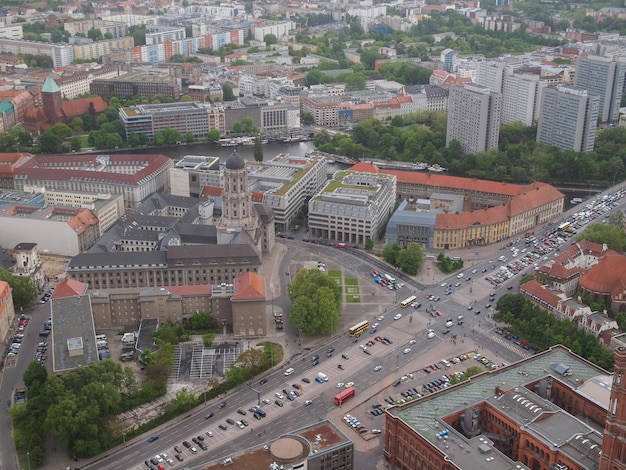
27,451,31,470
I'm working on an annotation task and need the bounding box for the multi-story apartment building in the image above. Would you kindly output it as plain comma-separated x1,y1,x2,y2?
223,98,297,132
13,154,172,211
446,84,502,155
119,102,224,142
501,70,544,126
300,95,344,127
537,86,599,152
0,24,23,40
252,152,327,232
63,20,128,38
406,85,449,112
574,54,625,123
90,72,181,100
0,39,73,67
0,281,14,345
253,20,296,42
145,27,186,45
56,66,119,100
72,37,134,61
476,62,544,126
187,83,223,102
308,170,396,245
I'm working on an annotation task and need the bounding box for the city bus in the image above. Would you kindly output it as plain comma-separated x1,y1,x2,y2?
348,320,369,337
334,386,356,406
558,222,572,232
400,295,417,309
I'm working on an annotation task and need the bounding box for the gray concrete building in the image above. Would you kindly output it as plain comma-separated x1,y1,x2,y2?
574,54,625,123
446,84,502,155
537,86,599,152
308,170,396,245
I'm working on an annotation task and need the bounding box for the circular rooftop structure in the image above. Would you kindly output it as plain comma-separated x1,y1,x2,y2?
269,436,308,462
225,150,245,170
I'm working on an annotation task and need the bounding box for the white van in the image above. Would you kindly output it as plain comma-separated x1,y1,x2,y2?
284,368,294,376
95,334,106,341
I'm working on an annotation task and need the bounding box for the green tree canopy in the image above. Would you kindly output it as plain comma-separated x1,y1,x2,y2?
576,222,626,252
288,269,342,334
253,133,264,162
0,267,37,307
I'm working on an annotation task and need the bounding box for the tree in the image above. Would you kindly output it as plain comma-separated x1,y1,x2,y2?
264,33,278,45
71,117,84,133
47,122,73,140
365,238,374,251
190,312,213,330
288,269,342,334
241,117,256,134
87,28,103,41
222,84,235,101
70,136,82,152
576,222,626,252
232,122,242,134
397,243,425,275
253,133,264,162
39,132,63,154
301,112,315,125
382,243,400,266
207,129,221,141
236,348,269,374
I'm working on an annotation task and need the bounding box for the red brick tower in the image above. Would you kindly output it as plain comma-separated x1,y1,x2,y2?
600,343,626,470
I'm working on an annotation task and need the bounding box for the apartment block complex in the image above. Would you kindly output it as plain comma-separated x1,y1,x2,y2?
537,86,599,152
0,281,14,347
476,62,544,126
0,39,73,67
55,66,119,100
446,84,502,155
119,102,225,143
574,54,625,123
90,72,181,100
63,20,129,38
308,170,396,245
72,37,134,61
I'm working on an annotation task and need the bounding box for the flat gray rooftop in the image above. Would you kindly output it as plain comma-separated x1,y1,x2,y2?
50,295,98,372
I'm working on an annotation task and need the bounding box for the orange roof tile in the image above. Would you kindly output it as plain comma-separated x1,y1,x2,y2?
67,209,98,235
436,205,508,230
232,272,266,301
508,182,565,217
349,162,379,174
168,284,212,296
200,186,223,198
251,191,264,203
52,278,88,299
579,253,626,297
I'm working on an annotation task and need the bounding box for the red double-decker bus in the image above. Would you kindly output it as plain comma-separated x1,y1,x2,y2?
334,386,355,406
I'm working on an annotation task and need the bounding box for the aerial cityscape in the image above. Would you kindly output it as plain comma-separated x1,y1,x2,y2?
1,0,626,469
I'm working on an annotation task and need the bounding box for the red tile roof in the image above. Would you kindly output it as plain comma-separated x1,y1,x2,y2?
232,272,266,301
200,186,223,198
579,253,626,297
52,278,88,299
60,96,108,121
15,154,172,186
436,205,509,230
251,191,264,203
67,209,99,235
168,284,212,296
520,279,562,307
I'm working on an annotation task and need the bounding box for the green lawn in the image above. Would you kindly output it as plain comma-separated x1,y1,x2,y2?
345,278,358,286
328,269,342,277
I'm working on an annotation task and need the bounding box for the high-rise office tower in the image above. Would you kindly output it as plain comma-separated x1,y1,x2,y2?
477,62,545,126
574,54,625,123
536,85,599,152
446,84,502,155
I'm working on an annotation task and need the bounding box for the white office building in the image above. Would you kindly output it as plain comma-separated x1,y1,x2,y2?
308,170,396,245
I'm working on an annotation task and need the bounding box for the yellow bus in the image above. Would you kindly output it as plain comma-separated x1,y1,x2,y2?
348,320,369,337
400,295,417,308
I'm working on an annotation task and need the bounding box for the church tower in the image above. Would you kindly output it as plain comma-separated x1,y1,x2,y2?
220,150,253,229
41,77,62,125
600,342,626,470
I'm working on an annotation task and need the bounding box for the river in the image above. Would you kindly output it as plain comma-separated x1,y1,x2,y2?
123,141,317,163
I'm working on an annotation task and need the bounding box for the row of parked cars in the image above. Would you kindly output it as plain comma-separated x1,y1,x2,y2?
8,314,30,359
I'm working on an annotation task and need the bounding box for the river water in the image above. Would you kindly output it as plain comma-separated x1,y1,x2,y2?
124,141,317,163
